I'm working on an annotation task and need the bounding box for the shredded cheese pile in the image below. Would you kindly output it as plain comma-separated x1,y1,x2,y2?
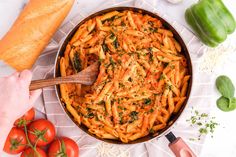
97,142,130,157
199,39,236,73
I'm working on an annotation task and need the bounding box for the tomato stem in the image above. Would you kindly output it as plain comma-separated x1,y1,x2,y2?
23,124,33,148
23,124,40,157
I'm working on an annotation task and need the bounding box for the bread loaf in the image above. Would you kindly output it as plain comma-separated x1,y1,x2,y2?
0,0,75,70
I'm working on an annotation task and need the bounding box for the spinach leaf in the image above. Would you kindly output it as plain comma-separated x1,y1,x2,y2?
216,96,236,112
216,75,235,98
97,100,105,105
149,128,154,134
109,32,116,40
102,16,117,24
149,108,154,113
149,27,158,33
121,21,126,26
102,44,108,52
113,39,119,49
73,52,82,73
144,98,151,105
128,77,133,82
148,21,154,26
85,112,94,118
129,111,138,123
109,57,116,68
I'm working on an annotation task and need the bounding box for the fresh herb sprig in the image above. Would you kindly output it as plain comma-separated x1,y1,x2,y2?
186,109,219,141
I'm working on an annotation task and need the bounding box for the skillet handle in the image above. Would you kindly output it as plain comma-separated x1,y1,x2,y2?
166,132,197,157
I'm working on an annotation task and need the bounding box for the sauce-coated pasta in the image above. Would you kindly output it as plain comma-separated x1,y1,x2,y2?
59,10,190,143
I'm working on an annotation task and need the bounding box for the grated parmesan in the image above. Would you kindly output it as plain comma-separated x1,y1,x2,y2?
199,39,236,73
97,142,131,157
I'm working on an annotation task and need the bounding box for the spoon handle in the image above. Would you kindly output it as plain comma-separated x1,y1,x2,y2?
30,74,93,91
30,61,99,91
30,77,61,91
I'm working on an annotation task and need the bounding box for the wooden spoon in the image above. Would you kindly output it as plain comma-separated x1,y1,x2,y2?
30,61,99,91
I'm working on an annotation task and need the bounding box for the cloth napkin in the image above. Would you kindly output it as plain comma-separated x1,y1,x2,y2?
32,0,214,156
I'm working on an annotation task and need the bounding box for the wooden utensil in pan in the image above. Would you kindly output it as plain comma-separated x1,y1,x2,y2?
54,7,196,157
29,61,99,91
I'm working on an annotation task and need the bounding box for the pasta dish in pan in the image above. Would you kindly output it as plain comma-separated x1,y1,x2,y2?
59,10,190,143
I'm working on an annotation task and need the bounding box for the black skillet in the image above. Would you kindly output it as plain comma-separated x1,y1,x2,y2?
54,7,196,157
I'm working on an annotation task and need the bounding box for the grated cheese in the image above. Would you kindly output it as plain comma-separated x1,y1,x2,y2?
97,142,131,157
199,39,236,73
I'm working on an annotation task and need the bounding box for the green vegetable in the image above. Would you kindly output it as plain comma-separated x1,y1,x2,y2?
118,83,125,88
215,75,236,112
121,21,126,27
113,39,119,49
102,44,108,52
85,112,94,118
72,52,82,73
109,57,116,68
149,27,158,33
97,100,105,105
185,8,218,47
206,0,236,34
149,128,154,134
149,108,154,113
144,98,151,105
216,96,236,112
216,75,235,98
185,0,235,47
129,111,138,123
186,109,219,141
229,97,236,108
109,32,116,40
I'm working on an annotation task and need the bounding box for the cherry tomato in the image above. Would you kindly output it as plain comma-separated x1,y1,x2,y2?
48,137,79,157
3,127,26,154
20,147,47,157
14,108,35,127
28,119,56,146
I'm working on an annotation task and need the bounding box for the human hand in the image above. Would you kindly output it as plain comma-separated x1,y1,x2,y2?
0,70,41,124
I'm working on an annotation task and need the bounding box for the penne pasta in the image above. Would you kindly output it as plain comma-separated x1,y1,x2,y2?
125,30,144,37
180,82,188,97
100,11,119,21
127,11,137,30
168,91,175,114
157,28,173,37
174,97,186,113
104,126,119,137
152,123,166,131
60,10,190,143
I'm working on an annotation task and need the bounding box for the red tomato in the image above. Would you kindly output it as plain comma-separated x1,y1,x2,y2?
3,127,26,154
48,137,79,157
14,108,35,127
28,119,56,146
20,147,47,157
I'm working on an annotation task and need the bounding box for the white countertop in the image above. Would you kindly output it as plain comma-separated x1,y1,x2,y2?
1,0,236,157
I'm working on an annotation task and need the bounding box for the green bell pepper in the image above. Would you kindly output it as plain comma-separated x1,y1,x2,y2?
207,0,236,34
185,0,235,47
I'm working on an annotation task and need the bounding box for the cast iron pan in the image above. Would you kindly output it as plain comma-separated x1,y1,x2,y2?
54,7,195,156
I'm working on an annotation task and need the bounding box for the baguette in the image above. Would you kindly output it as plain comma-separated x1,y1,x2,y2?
0,0,75,70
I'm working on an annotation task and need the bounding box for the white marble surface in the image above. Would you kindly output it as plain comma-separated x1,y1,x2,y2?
1,0,236,157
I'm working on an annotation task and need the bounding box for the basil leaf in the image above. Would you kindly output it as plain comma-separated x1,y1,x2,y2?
216,96,236,112
216,75,235,98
